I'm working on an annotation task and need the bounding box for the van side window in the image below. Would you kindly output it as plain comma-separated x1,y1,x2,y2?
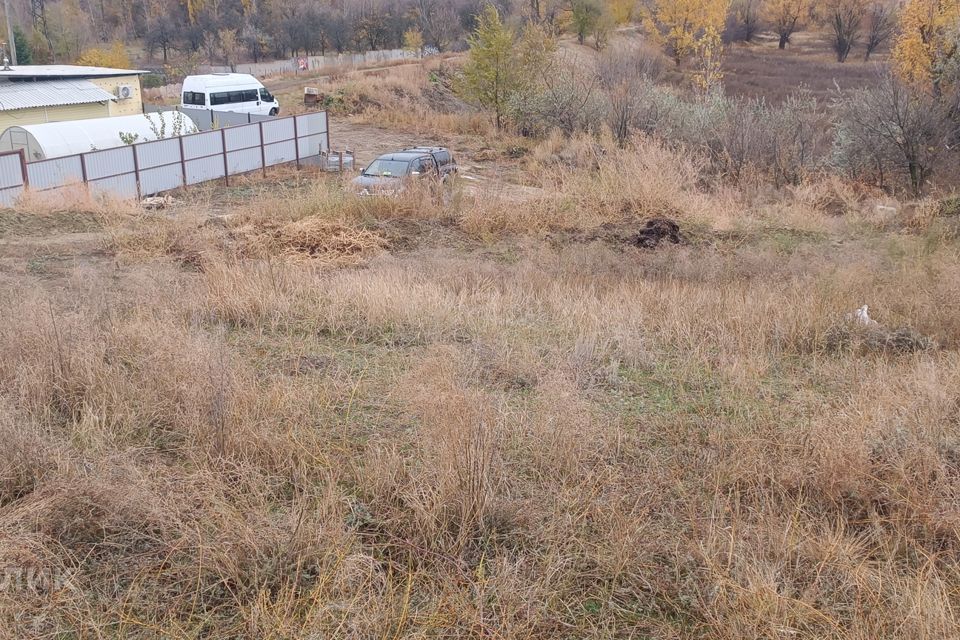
259,88,274,102
183,91,205,106
211,90,260,105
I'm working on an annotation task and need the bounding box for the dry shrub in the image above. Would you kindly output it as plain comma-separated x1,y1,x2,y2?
321,63,490,137
823,321,937,355
250,217,387,265
899,197,943,232
4,90,960,637
0,402,70,507
13,185,141,219
401,346,508,552
464,133,721,234
0,295,249,456
199,258,314,330
103,210,223,268
790,174,862,216
694,352,960,637
348,346,513,581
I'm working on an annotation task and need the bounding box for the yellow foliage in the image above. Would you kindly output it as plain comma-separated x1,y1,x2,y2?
893,0,960,93
693,25,725,93
403,28,425,55
185,0,206,23
607,0,637,23
76,41,131,69
646,0,730,65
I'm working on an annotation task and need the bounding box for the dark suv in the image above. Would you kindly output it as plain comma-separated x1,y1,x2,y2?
351,147,458,196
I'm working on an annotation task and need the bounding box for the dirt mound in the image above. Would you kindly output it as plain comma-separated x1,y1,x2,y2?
632,217,684,249
423,81,470,114
250,218,387,265
559,217,687,249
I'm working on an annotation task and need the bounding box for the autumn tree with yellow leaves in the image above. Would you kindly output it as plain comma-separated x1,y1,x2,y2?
76,40,131,68
893,0,960,96
646,0,730,66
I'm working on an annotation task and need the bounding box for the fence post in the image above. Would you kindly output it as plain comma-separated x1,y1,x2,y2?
221,128,230,186
16,149,27,187
325,112,330,157
257,121,268,177
80,153,88,183
131,145,142,199
292,116,300,169
178,135,187,188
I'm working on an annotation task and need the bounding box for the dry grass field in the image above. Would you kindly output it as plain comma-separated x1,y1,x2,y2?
2,33,960,640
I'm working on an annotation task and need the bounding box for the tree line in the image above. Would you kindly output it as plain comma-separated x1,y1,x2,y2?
1,0,914,70
457,0,960,196
4,0,521,67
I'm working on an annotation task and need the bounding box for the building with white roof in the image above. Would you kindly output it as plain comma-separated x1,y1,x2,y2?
0,64,148,131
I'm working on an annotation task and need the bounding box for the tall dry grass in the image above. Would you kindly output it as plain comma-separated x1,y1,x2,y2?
2,119,960,638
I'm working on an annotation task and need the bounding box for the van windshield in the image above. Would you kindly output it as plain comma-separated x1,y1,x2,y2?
364,160,410,177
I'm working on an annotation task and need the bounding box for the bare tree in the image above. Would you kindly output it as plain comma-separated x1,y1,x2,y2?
598,45,664,146
826,0,867,63
417,0,460,51
833,71,958,195
764,0,810,50
730,0,763,42
533,50,602,134
863,1,897,61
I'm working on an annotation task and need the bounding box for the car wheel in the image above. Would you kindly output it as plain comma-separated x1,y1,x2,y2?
269,108,279,116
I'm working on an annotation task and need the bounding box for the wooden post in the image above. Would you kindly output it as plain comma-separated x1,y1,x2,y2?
16,149,28,186
221,128,230,186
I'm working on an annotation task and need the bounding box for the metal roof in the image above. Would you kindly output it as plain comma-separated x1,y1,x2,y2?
0,79,117,112
0,65,148,79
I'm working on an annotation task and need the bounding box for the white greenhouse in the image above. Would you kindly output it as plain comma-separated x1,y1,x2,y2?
0,112,198,161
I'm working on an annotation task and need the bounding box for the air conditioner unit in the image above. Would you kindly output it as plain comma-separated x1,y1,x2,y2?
115,84,135,100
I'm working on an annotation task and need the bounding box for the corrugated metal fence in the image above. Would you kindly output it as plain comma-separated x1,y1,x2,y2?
0,151,27,205
0,111,329,206
144,105,274,132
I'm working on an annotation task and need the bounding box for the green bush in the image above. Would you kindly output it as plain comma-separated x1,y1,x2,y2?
141,73,168,89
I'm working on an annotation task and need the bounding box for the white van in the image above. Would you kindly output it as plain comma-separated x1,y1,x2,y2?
181,73,280,116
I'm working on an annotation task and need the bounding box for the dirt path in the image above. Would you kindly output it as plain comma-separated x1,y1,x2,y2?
264,59,432,97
